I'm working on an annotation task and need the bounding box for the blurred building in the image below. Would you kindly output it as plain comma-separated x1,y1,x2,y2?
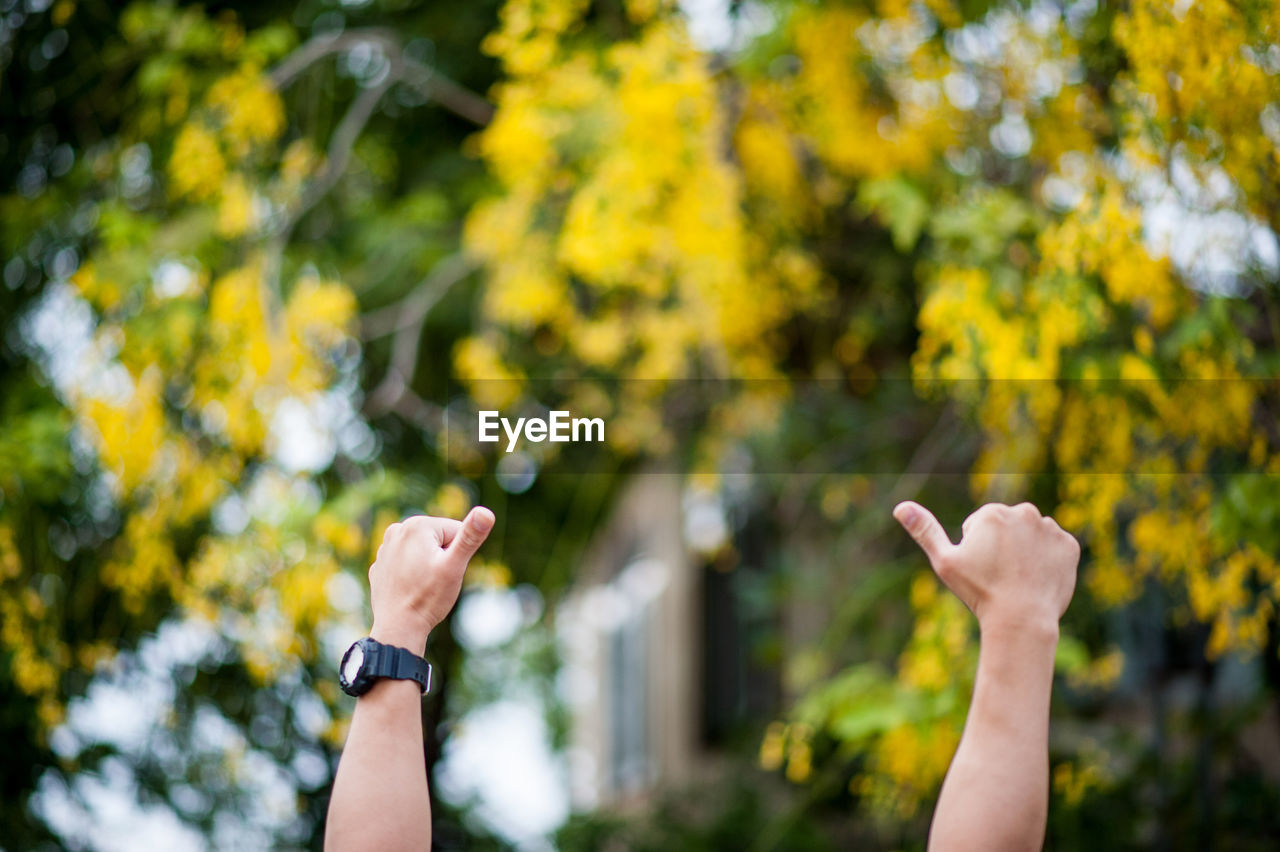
557,475,779,810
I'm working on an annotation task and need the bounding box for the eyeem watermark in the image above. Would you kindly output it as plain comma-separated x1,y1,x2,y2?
478,410,606,453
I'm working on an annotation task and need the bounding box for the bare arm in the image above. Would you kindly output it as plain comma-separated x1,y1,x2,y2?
894,500,1079,852
325,507,496,852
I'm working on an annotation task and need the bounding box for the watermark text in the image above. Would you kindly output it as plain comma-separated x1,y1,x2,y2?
478,410,606,452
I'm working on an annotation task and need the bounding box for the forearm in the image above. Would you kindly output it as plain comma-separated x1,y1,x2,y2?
928,619,1058,852
326,507,493,850
325,626,432,852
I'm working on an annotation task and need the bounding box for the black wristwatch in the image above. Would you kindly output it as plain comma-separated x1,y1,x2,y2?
339,637,433,697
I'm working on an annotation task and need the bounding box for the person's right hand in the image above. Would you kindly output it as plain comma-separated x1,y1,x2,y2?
892,501,1079,633
367,507,495,655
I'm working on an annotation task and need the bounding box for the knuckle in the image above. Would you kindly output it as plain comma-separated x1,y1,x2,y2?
401,516,439,542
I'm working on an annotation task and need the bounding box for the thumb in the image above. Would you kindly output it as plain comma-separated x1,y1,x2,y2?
446,506,495,565
893,501,955,568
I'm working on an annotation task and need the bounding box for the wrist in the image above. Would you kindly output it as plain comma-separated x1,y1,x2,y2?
370,618,431,657
977,593,1059,639
977,609,1060,647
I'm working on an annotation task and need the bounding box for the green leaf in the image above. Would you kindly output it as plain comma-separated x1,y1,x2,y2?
857,176,931,252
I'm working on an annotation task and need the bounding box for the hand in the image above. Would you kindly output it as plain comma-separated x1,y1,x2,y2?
892,501,1079,634
367,507,495,654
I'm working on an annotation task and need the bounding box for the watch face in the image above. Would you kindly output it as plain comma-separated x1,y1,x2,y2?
341,644,365,687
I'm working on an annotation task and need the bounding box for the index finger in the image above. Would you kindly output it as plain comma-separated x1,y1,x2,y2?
398,514,463,547
960,503,1002,538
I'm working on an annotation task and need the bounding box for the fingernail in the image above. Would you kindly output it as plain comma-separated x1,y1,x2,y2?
470,507,495,532
894,503,917,527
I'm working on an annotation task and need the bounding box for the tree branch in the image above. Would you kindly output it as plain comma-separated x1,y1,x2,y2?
362,253,479,420
361,253,478,340
284,68,399,245
269,29,395,89
400,60,495,126
259,30,493,311
260,66,399,312
268,28,493,126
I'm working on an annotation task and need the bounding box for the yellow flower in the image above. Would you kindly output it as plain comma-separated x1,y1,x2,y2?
784,732,813,783
464,558,514,589
70,262,126,313
571,315,628,367
281,138,321,187
216,172,257,237
759,721,787,771
206,65,285,156
736,104,803,208
430,483,472,520
454,337,524,409
84,368,168,496
169,122,225,201
285,276,356,349
313,513,365,559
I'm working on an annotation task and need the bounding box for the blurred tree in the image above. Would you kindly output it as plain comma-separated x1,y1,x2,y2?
457,0,1280,846
0,0,521,847
5,0,1280,849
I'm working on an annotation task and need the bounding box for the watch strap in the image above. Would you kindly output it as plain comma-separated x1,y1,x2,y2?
368,642,433,694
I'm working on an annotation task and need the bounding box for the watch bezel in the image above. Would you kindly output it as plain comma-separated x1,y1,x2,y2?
339,637,379,696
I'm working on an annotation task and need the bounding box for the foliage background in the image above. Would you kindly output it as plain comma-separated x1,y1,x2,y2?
3,0,1280,849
